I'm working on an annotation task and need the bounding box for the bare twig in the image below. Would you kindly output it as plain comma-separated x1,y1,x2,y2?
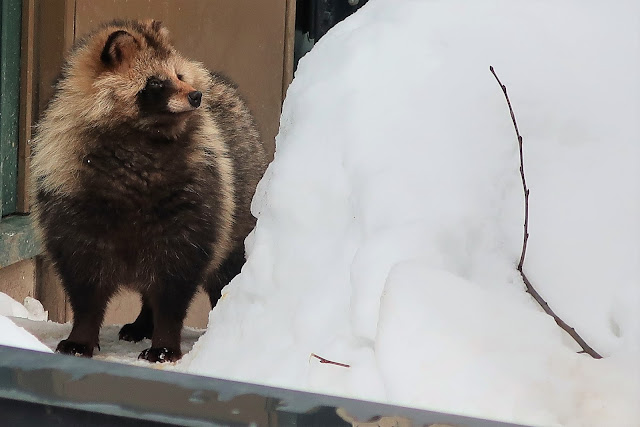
310,353,351,368
490,65,602,359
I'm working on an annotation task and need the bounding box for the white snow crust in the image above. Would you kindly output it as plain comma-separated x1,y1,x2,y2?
0,292,47,321
0,293,51,353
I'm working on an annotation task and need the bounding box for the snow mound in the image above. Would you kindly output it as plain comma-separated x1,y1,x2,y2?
0,293,51,353
0,292,48,321
0,316,52,354
179,0,639,425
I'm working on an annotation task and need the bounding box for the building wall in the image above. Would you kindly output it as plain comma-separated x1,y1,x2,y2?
0,259,36,306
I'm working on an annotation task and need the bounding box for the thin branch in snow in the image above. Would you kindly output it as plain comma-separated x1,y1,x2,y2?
489,66,529,270
489,65,602,360
310,353,351,368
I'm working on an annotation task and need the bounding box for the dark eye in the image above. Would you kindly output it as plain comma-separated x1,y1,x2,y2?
146,77,163,89
177,74,184,81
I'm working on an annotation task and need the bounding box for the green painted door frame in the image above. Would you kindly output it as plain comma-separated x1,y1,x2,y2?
0,0,39,268
0,0,21,217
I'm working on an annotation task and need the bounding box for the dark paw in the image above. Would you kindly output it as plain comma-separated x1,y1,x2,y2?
56,340,94,358
138,347,182,363
119,323,152,342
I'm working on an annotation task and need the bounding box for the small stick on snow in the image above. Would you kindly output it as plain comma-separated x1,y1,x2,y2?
489,65,602,360
310,353,351,368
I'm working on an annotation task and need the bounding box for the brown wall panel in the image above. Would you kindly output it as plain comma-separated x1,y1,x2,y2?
0,259,36,306
35,0,75,114
35,255,68,323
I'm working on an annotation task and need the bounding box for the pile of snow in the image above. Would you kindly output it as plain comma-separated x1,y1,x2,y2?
0,293,51,353
179,0,639,426
0,316,52,353
0,292,48,321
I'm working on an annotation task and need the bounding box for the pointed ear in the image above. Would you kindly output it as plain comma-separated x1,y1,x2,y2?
150,19,169,35
146,19,171,41
100,30,140,68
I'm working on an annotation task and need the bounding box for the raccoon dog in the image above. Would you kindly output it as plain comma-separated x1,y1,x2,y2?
31,20,268,362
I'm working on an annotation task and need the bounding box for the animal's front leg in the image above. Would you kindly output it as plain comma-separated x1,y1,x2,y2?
138,274,200,363
56,278,115,358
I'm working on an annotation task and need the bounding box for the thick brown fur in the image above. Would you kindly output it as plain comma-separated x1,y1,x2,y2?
31,19,268,362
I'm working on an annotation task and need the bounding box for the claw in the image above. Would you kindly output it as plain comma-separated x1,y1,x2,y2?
138,347,181,363
56,340,95,358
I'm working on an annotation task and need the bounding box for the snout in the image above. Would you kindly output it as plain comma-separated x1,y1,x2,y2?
188,91,202,108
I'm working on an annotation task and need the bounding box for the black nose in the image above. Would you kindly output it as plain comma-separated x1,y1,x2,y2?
187,91,202,108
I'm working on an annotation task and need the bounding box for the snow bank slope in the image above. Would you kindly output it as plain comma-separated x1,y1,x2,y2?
0,293,51,353
181,1,639,425
0,315,52,353
0,292,48,321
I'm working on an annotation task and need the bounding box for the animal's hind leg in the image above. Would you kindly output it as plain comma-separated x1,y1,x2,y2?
203,247,246,309
119,295,153,342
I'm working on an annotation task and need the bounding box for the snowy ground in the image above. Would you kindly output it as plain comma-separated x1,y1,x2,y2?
1,0,639,426
2,296,204,369
11,318,205,369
